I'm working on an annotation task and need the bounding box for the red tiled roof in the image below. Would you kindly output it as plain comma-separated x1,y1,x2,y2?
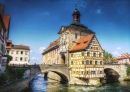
43,39,59,54
117,53,130,59
12,45,30,50
7,40,12,43
2,14,10,31
70,34,94,52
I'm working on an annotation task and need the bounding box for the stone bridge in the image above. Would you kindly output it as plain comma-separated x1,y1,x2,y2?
104,64,128,80
29,64,128,83
39,64,70,83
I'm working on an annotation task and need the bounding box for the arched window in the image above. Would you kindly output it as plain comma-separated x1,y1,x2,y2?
99,53,102,57
100,61,102,65
87,52,90,56
71,54,73,57
81,52,84,56
100,71,102,74
86,60,89,65
82,61,84,64
93,53,96,57
95,61,97,65
75,33,78,39
71,61,73,65
90,61,92,65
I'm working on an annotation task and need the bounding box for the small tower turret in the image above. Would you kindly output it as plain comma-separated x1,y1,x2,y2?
72,4,80,23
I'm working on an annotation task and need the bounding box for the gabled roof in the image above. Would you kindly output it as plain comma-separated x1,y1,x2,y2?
58,22,95,34
12,45,30,50
43,39,59,54
117,53,130,59
70,34,94,52
6,40,30,50
2,14,10,31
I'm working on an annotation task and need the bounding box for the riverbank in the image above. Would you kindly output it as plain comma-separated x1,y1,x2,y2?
0,79,29,92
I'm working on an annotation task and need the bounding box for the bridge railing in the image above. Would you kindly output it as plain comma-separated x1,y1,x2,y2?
40,64,67,67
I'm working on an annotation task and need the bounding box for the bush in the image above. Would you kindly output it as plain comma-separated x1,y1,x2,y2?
126,67,130,76
16,68,26,79
0,72,9,84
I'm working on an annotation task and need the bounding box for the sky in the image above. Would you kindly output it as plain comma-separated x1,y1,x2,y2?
0,0,130,64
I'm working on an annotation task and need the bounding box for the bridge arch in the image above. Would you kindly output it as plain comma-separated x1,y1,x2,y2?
104,64,127,82
40,64,70,84
42,69,69,84
104,68,119,83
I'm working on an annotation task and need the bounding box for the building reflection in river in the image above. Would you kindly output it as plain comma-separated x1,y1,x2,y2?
30,74,130,92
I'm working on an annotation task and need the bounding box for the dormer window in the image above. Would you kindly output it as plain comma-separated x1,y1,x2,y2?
75,33,78,39
84,41,87,44
76,43,80,45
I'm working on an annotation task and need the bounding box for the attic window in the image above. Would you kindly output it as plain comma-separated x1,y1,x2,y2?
76,43,80,45
84,41,88,44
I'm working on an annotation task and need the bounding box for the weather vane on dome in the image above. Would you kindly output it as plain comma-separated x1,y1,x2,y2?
75,2,78,9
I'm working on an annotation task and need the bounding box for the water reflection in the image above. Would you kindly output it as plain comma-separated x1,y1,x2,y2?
30,74,47,92
31,74,130,92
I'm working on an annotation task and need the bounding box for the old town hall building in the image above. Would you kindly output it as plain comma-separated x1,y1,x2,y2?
42,6,104,84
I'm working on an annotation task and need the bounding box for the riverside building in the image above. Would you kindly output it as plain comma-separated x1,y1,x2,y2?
6,40,30,66
0,5,10,73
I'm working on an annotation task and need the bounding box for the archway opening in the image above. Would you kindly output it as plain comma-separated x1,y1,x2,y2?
43,71,68,84
104,68,120,83
60,52,65,64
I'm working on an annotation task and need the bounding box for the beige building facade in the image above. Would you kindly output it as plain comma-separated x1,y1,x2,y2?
6,40,30,66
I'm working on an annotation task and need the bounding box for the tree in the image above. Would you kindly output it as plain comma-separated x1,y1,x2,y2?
103,50,117,64
126,67,130,76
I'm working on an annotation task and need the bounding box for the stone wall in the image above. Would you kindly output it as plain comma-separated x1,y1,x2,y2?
69,77,100,85
0,79,29,92
47,71,61,83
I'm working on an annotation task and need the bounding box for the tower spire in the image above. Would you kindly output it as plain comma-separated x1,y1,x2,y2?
72,3,80,23
75,3,77,9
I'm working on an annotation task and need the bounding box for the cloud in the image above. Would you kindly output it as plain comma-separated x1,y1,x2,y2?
38,47,46,53
30,47,46,54
96,9,102,14
117,47,122,50
113,52,118,54
30,50,33,53
31,57,39,60
112,52,120,57
40,12,50,16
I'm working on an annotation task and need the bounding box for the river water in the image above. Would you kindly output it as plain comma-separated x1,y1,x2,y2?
29,74,130,92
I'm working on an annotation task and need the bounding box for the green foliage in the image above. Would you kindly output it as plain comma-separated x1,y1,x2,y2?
126,67,130,76
0,72,9,84
124,77,130,81
6,66,16,79
103,50,117,64
16,68,26,79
